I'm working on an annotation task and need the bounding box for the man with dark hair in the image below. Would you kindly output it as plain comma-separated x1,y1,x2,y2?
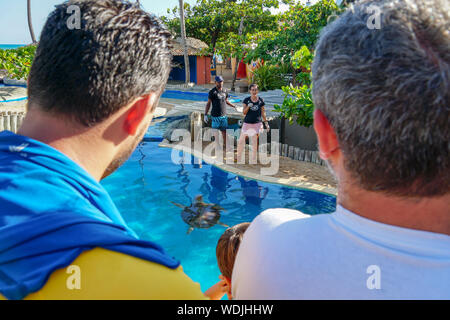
232,0,449,299
0,0,206,299
205,75,238,147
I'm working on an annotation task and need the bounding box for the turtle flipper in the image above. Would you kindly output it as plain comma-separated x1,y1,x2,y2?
211,204,226,212
187,226,194,234
171,201,185,209
217,221,229,228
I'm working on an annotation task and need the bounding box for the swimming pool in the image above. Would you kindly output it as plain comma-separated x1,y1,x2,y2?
101,117,336,296
162,90,240,103
0,88,240,103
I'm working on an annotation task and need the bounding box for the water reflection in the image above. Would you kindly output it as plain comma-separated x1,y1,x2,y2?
237,176,269,212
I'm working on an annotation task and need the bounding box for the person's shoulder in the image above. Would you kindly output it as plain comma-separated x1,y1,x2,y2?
254,208,311,227
243,96,251,103
25,248,207,300
259,97,265,104
247,208,331,240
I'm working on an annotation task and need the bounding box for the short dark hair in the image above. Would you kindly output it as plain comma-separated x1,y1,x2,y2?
312,0,449,197
216,222,250,279
249,83,258,91
28,0,172,126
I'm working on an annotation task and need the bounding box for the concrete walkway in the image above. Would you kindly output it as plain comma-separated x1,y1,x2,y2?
0,83,286,120
0,86,28,113
165,83,285,120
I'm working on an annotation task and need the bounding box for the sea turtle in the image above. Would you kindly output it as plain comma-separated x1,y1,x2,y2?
171,195,229,234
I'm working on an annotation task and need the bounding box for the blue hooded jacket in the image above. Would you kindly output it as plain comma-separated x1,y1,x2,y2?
0,131,179,300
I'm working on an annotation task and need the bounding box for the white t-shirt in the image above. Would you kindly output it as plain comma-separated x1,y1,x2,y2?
232,205,450,299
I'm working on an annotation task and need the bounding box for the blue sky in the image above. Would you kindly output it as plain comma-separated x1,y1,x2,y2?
0,0,198,44
0,0,303,45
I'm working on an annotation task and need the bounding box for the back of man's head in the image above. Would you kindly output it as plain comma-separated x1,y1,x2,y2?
28,0,172,127
312,0,449,197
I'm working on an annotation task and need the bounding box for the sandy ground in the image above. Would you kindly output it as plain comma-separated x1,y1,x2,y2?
160,140,338,195
226,153,337,191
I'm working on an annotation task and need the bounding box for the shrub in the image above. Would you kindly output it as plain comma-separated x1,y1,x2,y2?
251,64,285,91
274,84,314,127
0,45,36,80
274,46,314,127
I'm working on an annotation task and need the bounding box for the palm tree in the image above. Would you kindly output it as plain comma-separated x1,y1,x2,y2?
231,16,244,92
178,0,190,84
27,0,37,44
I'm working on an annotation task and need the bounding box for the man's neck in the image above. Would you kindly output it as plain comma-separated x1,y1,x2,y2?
17,109,113,181
338,183,450,235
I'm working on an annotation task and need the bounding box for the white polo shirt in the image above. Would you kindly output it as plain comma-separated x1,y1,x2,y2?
232,206,450,299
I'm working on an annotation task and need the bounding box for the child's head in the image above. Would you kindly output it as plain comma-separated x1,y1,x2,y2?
216,222,250,281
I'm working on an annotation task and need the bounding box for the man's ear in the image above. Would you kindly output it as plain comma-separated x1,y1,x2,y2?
124,94,154,135
314,109,339,160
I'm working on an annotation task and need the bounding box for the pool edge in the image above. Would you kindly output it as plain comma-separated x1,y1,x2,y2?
158,139,338,197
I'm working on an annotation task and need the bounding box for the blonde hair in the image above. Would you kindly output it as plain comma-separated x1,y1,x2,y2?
216,222,250,279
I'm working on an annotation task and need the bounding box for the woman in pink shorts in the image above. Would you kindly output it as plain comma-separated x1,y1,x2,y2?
236,84,270,163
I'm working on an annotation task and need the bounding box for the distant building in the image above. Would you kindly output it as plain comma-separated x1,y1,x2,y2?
169,37,212,85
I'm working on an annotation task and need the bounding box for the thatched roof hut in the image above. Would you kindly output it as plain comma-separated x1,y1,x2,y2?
171,37,210,56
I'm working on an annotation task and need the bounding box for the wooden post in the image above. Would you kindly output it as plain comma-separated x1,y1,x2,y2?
0,113,4,132
11,113,18,133
282,144,288,157
18,113,25,129
315,151,322,164
288,146,294,159
4,112,11,131
294,147,300,160
299,150,305,161
311,150,317,164
305,150,311,162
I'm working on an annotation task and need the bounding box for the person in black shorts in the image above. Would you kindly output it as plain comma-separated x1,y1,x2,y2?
236,84,269,163
204,76,238,147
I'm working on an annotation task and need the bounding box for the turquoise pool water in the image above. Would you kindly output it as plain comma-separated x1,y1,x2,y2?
0,88,240,103
101,117,336,295
162,90,240,103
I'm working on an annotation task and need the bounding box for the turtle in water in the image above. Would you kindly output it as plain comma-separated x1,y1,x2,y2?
171,195,229,234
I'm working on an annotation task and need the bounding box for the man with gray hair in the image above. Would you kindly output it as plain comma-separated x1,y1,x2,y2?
231,0,449,299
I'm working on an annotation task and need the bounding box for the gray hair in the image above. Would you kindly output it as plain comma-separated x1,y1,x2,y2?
312,0,449,197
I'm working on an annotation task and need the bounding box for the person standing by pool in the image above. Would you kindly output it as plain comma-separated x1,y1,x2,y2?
231,0,450,299
236,84,269,163
204,76,238,148
0,0,206,300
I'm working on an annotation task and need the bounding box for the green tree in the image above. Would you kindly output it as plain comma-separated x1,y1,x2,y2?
256,1,342,127
245,0,341,67
161,0,279,56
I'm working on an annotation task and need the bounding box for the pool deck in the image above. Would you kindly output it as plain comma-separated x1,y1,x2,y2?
159,138,338,196
0,86,27,113
164,83,286,120
1,84,283,120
